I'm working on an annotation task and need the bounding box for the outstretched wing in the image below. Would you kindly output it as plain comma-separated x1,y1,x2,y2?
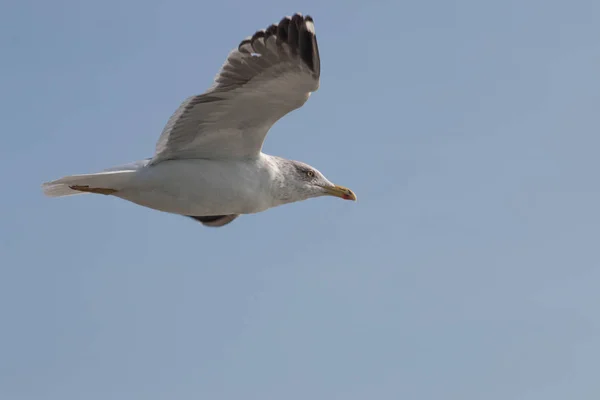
151,14,320,164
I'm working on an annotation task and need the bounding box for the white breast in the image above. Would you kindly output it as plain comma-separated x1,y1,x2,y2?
114,156,277,216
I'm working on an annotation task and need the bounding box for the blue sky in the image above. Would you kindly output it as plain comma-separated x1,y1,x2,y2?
2,0,600,398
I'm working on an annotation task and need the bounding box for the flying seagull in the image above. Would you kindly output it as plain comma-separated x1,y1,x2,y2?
42,13,356,227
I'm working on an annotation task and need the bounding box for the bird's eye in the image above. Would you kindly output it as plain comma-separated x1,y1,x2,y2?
306,170,315,178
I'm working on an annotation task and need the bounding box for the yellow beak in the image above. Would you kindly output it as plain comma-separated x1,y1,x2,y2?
322,184,357,201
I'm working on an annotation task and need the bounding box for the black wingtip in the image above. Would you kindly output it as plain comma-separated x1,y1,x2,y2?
238,38,251,51
235,13,319,74
265,24,278,36
251,29,266,41
277,16,291,42
291,14,304,30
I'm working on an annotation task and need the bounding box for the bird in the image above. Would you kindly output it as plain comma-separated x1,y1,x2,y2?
42,13,356,228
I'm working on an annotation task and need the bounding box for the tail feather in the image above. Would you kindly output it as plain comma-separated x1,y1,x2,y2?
42,181,87,197
42,170,136,198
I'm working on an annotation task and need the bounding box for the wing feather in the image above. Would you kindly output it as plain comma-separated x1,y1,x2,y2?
151,13,320,164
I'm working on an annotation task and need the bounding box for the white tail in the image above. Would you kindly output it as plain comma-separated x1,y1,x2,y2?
42,170,137,198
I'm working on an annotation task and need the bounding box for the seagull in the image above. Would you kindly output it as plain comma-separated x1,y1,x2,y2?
42,13,356,228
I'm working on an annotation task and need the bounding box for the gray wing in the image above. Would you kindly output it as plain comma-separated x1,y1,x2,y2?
151,14,320,164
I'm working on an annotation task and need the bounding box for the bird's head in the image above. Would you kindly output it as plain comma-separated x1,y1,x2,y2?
281,160,357,203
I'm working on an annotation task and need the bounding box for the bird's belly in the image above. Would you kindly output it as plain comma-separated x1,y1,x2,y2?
115,159,271,216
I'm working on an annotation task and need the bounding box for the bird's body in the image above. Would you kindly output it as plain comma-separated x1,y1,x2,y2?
42,13,356,227
101,155,299,216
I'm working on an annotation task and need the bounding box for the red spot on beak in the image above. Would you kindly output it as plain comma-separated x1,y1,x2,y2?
327,185,357,201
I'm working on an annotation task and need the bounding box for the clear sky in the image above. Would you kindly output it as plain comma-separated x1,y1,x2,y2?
1,0,599,399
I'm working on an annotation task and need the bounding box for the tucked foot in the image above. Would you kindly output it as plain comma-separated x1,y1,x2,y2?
188,214,240,227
